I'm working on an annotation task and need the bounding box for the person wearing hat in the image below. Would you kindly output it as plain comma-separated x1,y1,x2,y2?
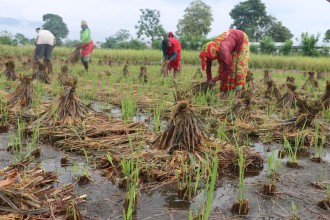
80,20,94,71
162,31,181,78
199,29,250,99
33,27,56,74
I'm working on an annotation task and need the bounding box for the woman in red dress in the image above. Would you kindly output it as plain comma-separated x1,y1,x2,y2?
199,29,250,98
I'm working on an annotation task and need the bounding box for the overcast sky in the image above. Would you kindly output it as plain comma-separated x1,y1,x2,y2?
0,0,329,43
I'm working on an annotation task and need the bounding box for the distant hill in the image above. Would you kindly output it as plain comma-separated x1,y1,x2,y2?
0,17,42,38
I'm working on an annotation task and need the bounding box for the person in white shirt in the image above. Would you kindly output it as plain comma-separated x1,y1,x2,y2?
33,27,56,74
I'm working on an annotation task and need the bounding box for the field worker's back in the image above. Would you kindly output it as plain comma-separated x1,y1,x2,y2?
36,30,56,46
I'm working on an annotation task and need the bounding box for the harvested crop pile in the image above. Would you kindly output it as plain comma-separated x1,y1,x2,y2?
226,91,263,124
7,75,33,109
58,65,69,86
0,160,85,219
277,82,299,108
152,100,205,152
191,81,214,96
32,61,51,84
318,80,330,109
29,78,90,127
265,80,282,100
138,65,148,83
301,71,318,90
246,70,255,89
69,44,81,64
263,69,271,83
123,62,129,78
3,61,17,81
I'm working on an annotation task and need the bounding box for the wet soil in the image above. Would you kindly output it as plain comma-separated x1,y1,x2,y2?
1,113,330,220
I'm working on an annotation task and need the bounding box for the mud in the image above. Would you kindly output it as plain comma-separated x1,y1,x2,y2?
1,109,330,219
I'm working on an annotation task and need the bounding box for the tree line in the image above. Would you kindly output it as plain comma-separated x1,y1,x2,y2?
1,0,330,56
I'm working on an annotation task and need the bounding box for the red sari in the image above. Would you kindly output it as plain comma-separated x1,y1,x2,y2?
166,38,181,71
81,40,94,63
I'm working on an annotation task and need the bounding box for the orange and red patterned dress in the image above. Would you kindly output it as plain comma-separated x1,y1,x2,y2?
199,29,250,92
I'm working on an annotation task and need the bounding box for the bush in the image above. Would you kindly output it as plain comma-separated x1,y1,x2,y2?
280,39,293,55
259,36,276,54
301,32,319,57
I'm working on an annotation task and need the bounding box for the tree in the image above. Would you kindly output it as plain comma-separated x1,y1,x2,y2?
14,33,30,45
323,29,330,42
176,0,213,37
0,30,15,45
115,29,131,42
135,9,165,45
300,32,319,57
102,36,118,49
264,18,293,42
42,14,69,45
230,0,270,41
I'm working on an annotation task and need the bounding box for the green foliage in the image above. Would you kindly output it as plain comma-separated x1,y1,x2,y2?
0,30,16,45
176,0,213,37
300,32,320,57
135,9,165,44
14,33,31,45
115,29,131,42
250,44,259,54
280,39,293,55
179,35,211,50
230,0,271,41
42,13,69,45
323,29,330,42
265,18,293,42
259,36,276,54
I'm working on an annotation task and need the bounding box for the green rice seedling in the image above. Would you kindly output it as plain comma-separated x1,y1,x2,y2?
9,118,24,162
123,184,137,220
231,148,249,215
291,201,298,220
0,101,9,132
237,149,245,203
153,104,162,132
121,94,136,122
82,148,89,165
66,201,80,220
203,147,219,220
216,123,229,142
312,122,325,162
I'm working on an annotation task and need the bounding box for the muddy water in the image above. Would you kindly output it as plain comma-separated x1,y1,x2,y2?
1,120,330,219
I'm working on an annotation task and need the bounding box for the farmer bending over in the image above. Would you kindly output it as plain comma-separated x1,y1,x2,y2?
199,29,250,99
162,33,181,78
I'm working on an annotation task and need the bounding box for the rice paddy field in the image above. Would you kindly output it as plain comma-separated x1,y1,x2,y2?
0,45,330,220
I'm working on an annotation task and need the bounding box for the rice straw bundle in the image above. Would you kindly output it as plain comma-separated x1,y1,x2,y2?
152,100,206,152
318,80,330,109
69,44,81,64
29,78,90,127
301,71,319,90
32,61,51,84
3,61,17,81
7,75,33,108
